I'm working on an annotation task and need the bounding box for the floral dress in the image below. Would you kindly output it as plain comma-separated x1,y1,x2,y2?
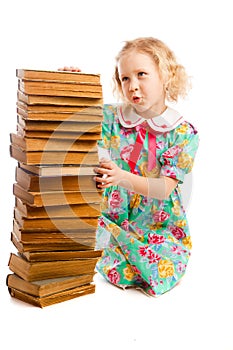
95,103,199,296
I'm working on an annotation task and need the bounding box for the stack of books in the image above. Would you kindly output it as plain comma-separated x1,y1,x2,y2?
7,69,103,307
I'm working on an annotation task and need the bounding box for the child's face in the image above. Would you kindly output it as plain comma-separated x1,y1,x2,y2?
118,50,166,118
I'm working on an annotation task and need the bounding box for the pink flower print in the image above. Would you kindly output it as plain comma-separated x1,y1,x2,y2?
147,288,156,296
177,261,186,273
137,228,144,235
163,158,171,166
171,245,183,255
98,217,105,228
103,256,110,264
131,265,141,275
109,211,119,221
141,279,156,295
161,168,176,178
120,128,133,137
170,226,186,240
148,233,165,244
120,144,134,162
107,268,121,284
142,197,153,206
147,249,161,264
139,246,148,257
141,280,150,289
153,210,170,222
163,145,181,158
121,219,129,231
156,140,165,150
109,190,123,208
149,276,156,288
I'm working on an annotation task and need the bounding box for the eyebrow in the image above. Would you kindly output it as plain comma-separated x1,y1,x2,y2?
119,68,147,77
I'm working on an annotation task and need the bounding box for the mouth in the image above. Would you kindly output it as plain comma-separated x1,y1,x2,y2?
132,96,141,104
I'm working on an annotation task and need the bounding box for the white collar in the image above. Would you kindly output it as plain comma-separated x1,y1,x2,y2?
117,104,184,132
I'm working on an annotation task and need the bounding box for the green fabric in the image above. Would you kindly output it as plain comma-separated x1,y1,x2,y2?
96,104,199,296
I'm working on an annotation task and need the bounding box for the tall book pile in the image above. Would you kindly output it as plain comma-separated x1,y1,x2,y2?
7,69,103,307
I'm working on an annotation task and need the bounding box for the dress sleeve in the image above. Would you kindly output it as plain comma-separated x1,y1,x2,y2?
159,122,199,183
97,104,115,150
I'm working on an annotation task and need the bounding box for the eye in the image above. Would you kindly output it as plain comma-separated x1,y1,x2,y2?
121,76,128,82
138,72,146,77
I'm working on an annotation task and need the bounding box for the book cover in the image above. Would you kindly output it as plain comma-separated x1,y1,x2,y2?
8,283,95,307
15,197,101,218
16,123,101,140
8,253,99,281
17,90,103,105
10,144,100,165
21,249,102,262
15,166,99,192
19,163,97,177
17,115,102,133
11,133,98,152
13,183,102,206
7,273,96,297
19,80,102,99
16,69,101,84
11,231,96,252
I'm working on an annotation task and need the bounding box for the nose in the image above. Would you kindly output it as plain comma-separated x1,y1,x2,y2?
129,77,139,92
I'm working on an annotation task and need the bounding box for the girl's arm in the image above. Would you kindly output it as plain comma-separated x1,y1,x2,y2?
94,159,178,200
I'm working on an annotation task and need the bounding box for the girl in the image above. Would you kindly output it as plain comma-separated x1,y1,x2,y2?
63,37,199,296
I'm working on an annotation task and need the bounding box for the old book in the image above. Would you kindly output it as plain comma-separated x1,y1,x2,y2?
13,215,97,232
14,207,99,231
13,233,96,247
13,183,102,206
17,123,101,140
11,231,96,252
16,100,103,113
8,283,95,307
19,163,96,177
15,197,100,218
15,232,96,249
8,252,99,281
11,133,98,152
17,107,103,123
17,115,102,133
17,90,103,105
10,144,99,165
7,273,95,298
21,249,102,262
18,80,102,99
15,167,98,192
16,69,101,84
13,218,97,245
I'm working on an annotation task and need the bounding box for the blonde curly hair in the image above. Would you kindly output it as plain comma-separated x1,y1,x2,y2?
113,37,191,102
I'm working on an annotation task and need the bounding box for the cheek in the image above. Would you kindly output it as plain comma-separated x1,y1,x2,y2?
121,84,129,96
149,81,164,96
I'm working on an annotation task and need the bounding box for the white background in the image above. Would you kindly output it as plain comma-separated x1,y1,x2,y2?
0,1,233,349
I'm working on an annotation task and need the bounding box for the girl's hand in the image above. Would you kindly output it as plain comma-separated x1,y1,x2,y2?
58,66,81,72
94,159,124,189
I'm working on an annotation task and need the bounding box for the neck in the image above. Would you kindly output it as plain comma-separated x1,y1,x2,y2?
134,104,167,119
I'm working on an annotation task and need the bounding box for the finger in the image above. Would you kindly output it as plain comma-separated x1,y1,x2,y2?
96,182,112,189
58,66,81,72
94,166,111,175
71,66,81,72
99,157,111,162
94,174,109,183
99,162,113,170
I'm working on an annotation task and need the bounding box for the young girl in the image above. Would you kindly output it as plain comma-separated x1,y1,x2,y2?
62,37,199,296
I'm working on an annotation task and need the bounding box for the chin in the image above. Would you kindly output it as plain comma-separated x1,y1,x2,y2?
134,104,149,114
